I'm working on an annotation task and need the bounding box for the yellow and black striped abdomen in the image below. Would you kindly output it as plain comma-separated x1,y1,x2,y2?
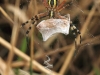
48,10,55,18
48,0,58,8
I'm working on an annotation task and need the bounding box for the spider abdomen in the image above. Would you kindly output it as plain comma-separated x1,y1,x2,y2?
48,0,58,8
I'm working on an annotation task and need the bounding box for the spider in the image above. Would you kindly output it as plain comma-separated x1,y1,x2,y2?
21,0,81,49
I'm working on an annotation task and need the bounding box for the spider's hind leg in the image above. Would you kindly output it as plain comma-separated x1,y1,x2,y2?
70,22,81,52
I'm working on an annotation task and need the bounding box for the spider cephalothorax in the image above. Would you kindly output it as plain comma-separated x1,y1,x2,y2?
21,0,81,49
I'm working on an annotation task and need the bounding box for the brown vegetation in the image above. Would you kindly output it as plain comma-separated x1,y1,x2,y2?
0,0,100,75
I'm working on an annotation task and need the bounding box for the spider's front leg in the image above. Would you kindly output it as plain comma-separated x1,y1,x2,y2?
57,0,69,12
70,22,81,50
21,12,48,35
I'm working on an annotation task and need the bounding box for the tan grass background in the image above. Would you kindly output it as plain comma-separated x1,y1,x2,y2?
0,0,100,75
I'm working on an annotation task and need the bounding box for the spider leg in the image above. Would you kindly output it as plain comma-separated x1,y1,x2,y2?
21,18,33,27
70,23,81,50
57,4,69,12
25,21,36,35
22,12,48,52
56,0,69,12
21,12,49,35
21,12,48,27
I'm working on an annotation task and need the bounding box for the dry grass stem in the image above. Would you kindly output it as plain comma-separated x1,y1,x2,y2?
0,58,14,75
0,6,13,24
5,1,20,75
7,5,28,22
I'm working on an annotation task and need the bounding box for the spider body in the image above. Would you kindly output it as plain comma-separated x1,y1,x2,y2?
21,0,81,49
46,0,58,18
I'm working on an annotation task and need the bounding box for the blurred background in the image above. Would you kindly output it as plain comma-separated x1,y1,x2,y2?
0,0,100,75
